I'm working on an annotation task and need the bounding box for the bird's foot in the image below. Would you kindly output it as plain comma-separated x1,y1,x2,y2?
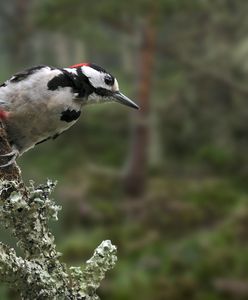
0,149,19,168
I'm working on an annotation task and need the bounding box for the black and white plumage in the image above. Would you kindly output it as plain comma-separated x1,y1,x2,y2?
0,63,138,166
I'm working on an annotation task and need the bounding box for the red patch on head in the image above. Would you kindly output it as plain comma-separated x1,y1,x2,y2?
69,63,89,68
0,110,9,120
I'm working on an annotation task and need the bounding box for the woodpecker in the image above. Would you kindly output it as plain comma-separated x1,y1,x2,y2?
0,63,139,167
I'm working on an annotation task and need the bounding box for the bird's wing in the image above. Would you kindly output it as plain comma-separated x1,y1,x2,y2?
7,65,48,83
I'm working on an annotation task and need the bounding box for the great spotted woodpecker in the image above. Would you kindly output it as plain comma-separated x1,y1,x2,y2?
0,63,139,167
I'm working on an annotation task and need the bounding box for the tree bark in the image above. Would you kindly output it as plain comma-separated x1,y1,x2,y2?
0,122,26,204
0,122,21,182
123,8,157,197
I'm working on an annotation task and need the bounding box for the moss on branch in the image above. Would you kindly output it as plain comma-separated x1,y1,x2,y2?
0,123,117,299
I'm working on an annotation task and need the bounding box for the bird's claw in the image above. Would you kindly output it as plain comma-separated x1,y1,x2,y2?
0,149,18,157
0,149,19,168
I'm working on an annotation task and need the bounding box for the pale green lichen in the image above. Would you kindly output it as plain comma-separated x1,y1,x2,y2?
0,179,117,299
70,240,117,299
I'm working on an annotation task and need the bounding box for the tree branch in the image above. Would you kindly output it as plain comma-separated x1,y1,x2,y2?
0,123,117,299
0,122,21,182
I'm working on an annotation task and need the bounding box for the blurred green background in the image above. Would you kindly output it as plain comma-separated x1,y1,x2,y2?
1,0,248,299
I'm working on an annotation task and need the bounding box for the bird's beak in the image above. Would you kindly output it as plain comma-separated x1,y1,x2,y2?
112,91,139,109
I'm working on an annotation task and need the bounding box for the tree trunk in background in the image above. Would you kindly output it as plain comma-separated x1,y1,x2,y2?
149,111,162,168
54,33,71,66
74,38,86,64
11,0,32,67
123,8,157,197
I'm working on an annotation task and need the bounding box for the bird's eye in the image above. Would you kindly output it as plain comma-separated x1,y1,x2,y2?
104,75,114,86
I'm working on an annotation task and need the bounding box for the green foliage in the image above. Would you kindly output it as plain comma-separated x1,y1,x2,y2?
36,0,202,36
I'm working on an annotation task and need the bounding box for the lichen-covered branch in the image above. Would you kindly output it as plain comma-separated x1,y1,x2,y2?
70,240,117,299
0,123,117,299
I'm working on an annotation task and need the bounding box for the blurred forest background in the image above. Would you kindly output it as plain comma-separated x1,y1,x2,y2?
1,0,248,299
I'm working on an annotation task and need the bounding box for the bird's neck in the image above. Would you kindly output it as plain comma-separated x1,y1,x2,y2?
61,67,93,100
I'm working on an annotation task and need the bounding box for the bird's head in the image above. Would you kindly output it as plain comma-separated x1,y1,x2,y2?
67,63,139,109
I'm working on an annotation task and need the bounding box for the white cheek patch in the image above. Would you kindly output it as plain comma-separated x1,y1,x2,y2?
112,79,119,92
63,68,78,75
81,66,112,90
